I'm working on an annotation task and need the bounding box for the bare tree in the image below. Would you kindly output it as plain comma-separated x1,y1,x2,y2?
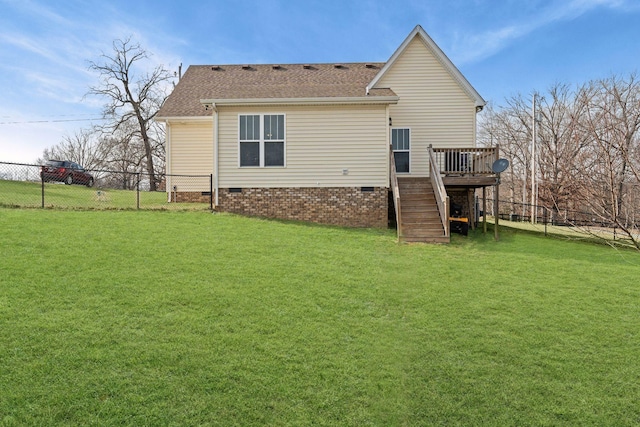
479,97,533,218
536,84,588,215
87,37,173,191
573,74,640,249
479,75,640,250
98,121,146,189
38,128,105,171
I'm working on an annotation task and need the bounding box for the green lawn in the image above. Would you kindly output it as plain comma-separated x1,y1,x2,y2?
0,179,210,210
0,209,639,426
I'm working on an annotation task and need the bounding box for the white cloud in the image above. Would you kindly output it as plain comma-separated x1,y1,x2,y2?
1,33,56,61
452,0,633,64
0,0,184,162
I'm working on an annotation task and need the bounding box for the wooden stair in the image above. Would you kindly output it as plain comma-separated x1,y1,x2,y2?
397,177,449,243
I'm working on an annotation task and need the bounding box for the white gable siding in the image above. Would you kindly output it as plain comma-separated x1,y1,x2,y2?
166,121,213,191
217,104,389,188
376,37,477,176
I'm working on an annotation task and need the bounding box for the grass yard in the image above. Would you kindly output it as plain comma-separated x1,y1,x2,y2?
0,209,639,426
0,179,210,210
490,216,640,249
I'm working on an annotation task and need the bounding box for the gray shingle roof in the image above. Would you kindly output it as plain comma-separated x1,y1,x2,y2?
157,62,395,117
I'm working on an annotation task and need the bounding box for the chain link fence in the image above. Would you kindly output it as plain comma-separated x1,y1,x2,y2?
478,196,640,246
0,161,213,211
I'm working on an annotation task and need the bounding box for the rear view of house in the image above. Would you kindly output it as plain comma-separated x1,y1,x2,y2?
157,25,500,242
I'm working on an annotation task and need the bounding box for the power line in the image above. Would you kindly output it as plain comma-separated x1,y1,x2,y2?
0,117,105,125
1,113,98,118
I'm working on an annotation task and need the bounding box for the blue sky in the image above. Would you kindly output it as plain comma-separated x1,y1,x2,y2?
1,0,639,163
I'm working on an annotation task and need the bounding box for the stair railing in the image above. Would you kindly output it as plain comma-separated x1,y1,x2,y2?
428,144,450,238
389,145,403,240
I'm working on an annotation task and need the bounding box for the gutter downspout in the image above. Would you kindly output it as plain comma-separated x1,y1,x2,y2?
165,120,172,202
212,103,219,207
385,104,390,178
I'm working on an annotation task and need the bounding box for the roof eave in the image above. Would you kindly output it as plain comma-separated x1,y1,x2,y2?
155,115,213,123
200,96,399,107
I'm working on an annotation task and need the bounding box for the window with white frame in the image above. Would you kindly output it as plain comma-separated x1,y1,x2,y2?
391,128,410,173
239,114,285,167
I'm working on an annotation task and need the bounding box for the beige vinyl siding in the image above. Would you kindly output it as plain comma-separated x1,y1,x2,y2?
217,104,388,188
376,37,477,176
167,120,213,191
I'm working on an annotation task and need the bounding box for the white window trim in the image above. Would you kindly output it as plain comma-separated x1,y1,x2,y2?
391,127,411,174
238,113,286,168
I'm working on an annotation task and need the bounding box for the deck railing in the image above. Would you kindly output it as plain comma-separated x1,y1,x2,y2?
389,145,403,241
431,147,498,175
428,145,450,237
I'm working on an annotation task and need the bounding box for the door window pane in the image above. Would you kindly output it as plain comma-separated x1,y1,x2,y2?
394,152,409,173
391,129,400,150
392,128,410,150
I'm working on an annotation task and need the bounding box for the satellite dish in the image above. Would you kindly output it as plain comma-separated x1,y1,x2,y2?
492,158,510,174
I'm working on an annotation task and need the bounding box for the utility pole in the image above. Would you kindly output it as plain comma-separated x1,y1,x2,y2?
531,93,537,224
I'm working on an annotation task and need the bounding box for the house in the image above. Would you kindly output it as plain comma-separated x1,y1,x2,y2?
156,25,500,243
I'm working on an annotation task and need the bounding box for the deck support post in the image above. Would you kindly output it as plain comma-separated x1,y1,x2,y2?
482,187,487,233
494,182,500,241
467,189,475,230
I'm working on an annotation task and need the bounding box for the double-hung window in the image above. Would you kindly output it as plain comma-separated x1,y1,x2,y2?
391,128,410,173
239,114,285,167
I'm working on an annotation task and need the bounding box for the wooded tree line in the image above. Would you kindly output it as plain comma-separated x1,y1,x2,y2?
479,73,640,248
40,38,174,191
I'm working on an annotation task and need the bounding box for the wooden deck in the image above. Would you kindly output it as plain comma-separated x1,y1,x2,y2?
442,175,498,188
390,146,500,243
433,147,499,188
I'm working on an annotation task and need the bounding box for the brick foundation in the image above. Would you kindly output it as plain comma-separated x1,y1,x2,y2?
170,191,212,203
216,187,388,228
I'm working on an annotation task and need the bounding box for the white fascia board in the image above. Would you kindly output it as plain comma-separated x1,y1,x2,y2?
368,25,486,110
199,96,399,107
155,116,213,123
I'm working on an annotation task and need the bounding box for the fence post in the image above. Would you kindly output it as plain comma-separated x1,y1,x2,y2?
41,171,45,208
544,208,547,236
136,173,140,210
209,174,213,211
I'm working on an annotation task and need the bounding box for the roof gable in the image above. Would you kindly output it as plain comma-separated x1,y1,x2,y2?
368,25,485,109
